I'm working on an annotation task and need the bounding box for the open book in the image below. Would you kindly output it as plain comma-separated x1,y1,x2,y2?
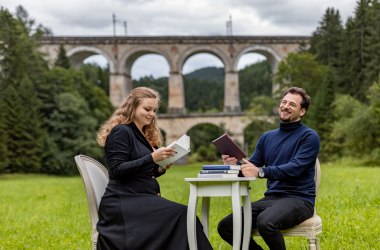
212,133,247,161
156,134,191,168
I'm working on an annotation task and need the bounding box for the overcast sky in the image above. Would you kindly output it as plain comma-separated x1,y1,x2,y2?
1,0,358,78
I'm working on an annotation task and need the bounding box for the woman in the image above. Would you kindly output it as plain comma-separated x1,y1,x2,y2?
96,87,212,250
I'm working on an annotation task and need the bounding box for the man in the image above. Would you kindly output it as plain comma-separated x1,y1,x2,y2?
218,87,320,250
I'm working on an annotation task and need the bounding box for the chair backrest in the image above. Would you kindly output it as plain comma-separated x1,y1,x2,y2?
315,158,321,194
74,155,109,232
313,158,321,214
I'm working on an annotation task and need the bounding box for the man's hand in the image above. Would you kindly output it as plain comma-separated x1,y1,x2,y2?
240,158,260,177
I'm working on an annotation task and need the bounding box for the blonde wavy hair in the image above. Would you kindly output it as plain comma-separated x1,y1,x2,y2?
97,87,162,147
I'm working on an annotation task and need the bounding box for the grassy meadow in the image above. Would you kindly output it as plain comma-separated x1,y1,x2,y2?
0,160,379,250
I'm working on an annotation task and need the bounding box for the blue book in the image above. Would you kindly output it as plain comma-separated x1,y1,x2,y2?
202,165,241,170
200,169,240,174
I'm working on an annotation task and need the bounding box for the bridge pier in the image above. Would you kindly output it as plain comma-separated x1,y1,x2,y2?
168,72,185,114
109,72,132,107
224,71,241,112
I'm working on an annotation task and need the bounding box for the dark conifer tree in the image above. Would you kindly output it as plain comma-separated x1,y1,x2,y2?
336,16,360,97
307,68,336,160
363,0,380,88
337,0,371,102
0,9,12,172
97,65,110,95
2,79,44,173
80,63,110,95
55,44,71,69
0,98,9,172
0,7,46,173
310,7,344,68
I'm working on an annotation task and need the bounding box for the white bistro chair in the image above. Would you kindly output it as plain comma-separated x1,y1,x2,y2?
74,155,109,250
252,159,322,250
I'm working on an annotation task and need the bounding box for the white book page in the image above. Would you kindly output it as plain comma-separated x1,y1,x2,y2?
156,134,191,167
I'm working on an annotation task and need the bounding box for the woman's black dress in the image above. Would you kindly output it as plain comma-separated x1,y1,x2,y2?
97,123,212,250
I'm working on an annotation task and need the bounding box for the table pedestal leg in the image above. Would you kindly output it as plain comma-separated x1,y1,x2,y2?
231,181,242,250
187,183,198,250
242,192,252,250
201,197,210,237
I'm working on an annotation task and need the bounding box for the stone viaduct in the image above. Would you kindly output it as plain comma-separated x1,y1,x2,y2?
38,35,309,146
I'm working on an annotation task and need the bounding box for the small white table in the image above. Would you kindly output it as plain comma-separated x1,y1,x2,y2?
185,177,256,250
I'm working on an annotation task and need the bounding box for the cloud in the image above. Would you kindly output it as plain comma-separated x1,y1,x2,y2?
1,0,357,36
0,0,358,78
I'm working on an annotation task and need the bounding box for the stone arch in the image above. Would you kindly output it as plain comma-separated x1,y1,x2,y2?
119,47,182,112
180,50,226,112
108,47,172,108
177,45,239,112
119,47,171,75
66,46,115,72
178,45,231,72
235,45,283,94
234,45,282,72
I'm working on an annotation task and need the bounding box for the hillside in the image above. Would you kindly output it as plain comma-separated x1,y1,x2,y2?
185,67,224,83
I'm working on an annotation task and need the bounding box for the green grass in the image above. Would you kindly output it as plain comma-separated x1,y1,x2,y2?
0,161,379,250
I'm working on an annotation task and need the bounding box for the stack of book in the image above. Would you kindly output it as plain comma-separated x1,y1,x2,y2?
197,165,241,178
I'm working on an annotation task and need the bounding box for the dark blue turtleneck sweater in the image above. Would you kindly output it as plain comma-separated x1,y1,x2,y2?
249,121,320,206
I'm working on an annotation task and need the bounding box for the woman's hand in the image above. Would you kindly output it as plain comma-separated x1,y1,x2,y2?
158,164,172,173
152,147,176,163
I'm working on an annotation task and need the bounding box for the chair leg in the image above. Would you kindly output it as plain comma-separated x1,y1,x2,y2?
93,231,98,250
308,238,317,250
315,238,320,250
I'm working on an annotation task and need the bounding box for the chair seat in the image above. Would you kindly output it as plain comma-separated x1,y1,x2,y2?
281,214,322,237
252,214,322,238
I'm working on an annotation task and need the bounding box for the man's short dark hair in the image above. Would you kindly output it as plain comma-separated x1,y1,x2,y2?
282,87,311,110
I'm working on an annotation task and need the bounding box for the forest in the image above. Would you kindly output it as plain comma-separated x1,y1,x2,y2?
1,0,380,175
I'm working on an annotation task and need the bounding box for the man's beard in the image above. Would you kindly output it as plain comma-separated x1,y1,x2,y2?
279,109,292,122
280,116,291,122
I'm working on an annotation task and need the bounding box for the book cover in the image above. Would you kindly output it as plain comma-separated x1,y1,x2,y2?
197,173,239,178
212,134,247,161
202,165,241,170
156,134,191,167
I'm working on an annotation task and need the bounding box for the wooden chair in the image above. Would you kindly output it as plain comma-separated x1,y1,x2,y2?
74,155,109,250
252,159,322,250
